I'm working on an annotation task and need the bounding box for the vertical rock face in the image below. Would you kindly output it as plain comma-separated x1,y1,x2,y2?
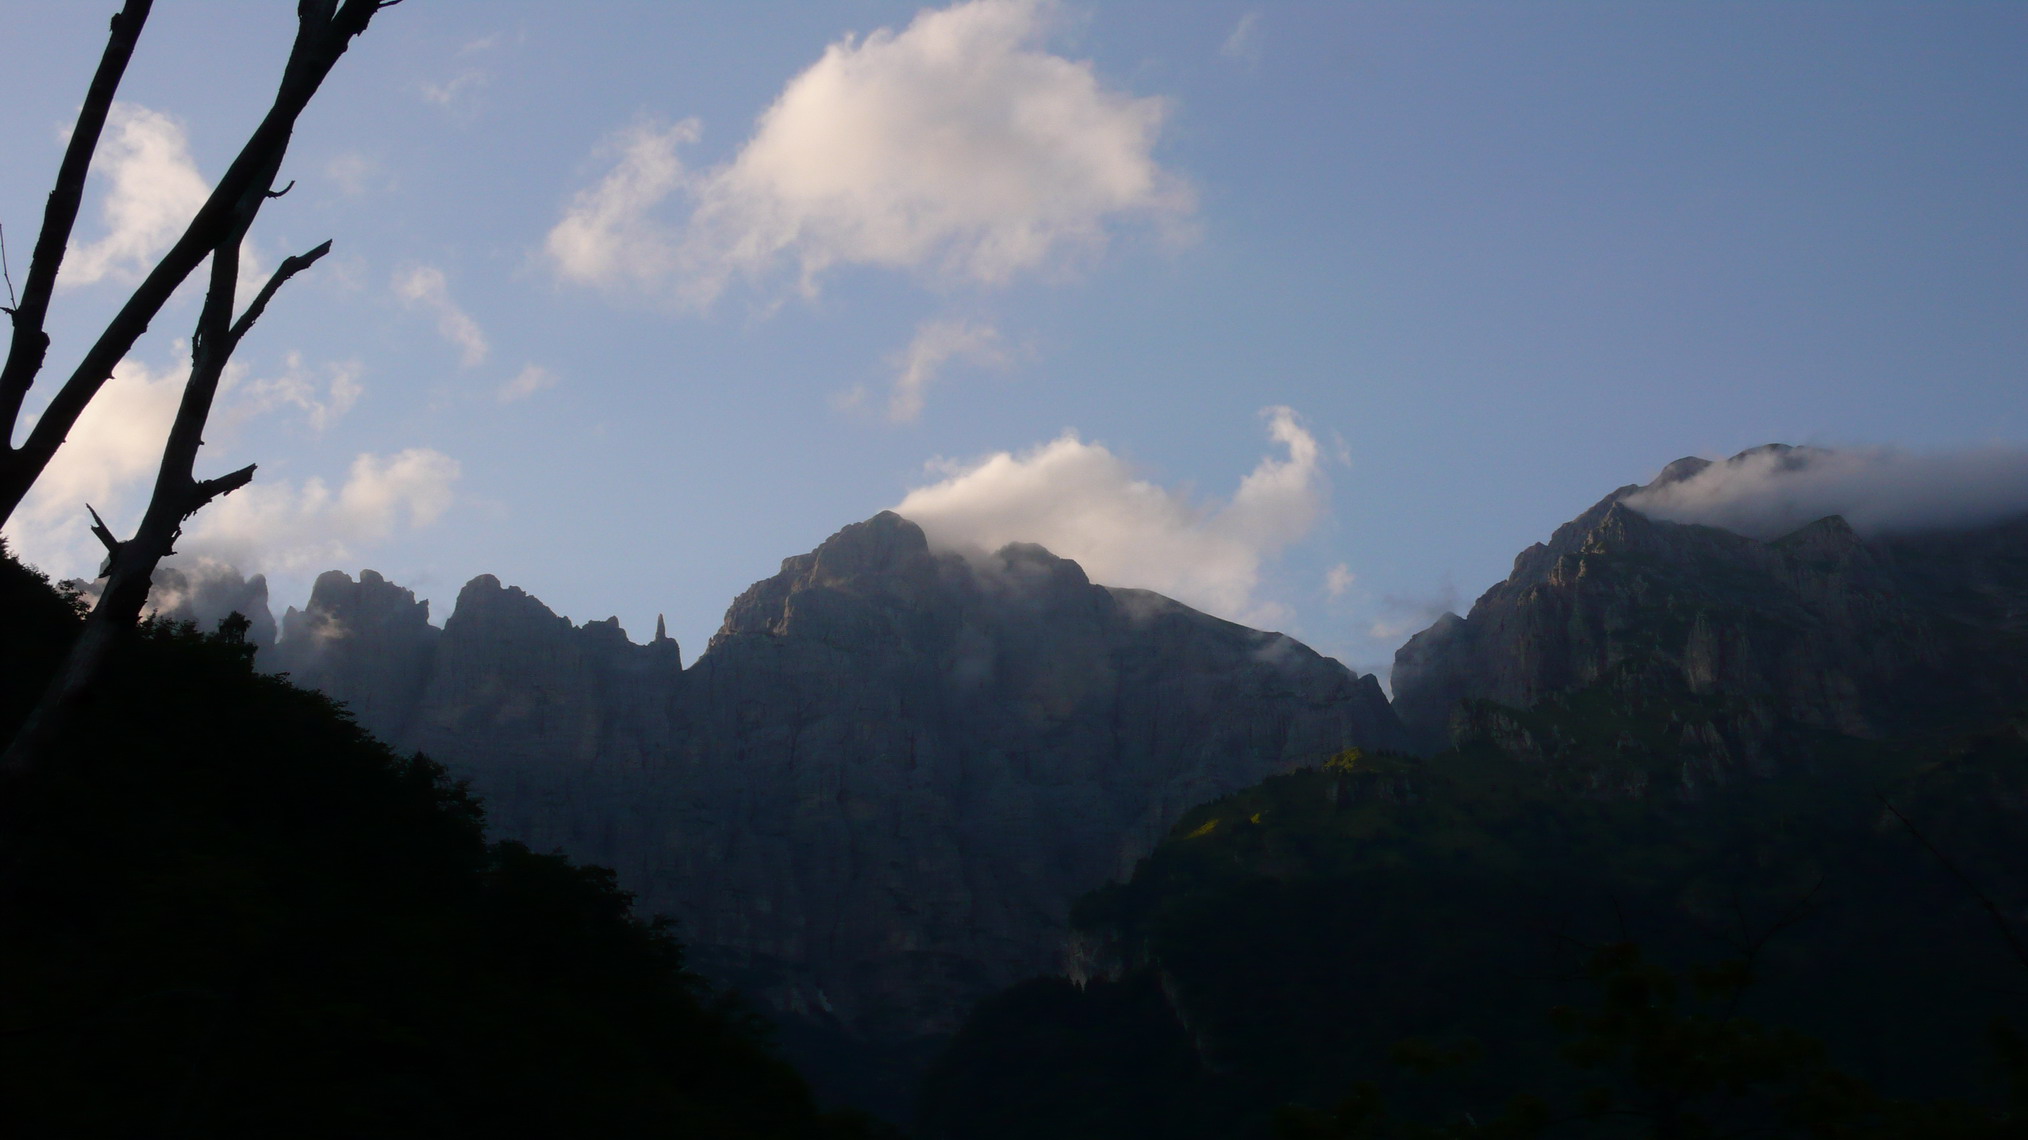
268,570,439,744
1391,450,2028,761
406,575,683,852
261,512,1403,1053
650,513,1402,1040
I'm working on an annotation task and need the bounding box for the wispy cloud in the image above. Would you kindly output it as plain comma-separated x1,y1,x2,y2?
548,0,1192,305
1324,563,1355,598
421,33,505,112
1220,11,1263,66
896,406,1325,627
422,68,487,108
223,352,363,433
325,152,383,196
393,264,488,367
498,363,557,403
1365,582,1462,642
887,319,1009,422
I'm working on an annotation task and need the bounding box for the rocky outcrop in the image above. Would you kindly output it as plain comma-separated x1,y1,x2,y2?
645,513,1402,1041
1392,447,2028,761
268,570,440,744
72,560,278,648
258,513,1403,1056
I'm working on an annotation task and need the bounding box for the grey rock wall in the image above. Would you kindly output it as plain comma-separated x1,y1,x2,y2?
1392,449,2028,758
259,512,1404,1046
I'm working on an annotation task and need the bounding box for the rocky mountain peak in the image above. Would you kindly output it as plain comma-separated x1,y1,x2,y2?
1651,455,1714,486
808,509,934,583
269,569,440,742
1391,453,2028,765
443,573,575,637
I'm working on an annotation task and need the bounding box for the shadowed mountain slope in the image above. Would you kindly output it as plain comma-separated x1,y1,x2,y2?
1392,446,2028,767
264,511,1404,1110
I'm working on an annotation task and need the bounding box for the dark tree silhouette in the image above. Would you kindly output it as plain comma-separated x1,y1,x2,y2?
1,0,401,776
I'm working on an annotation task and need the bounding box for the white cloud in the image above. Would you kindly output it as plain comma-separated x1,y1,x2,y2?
547,119,698,292
62,103,211,287
180,448,461,572
1325,563,1355,598
895,406,1325,626
423,34,502,110
887,319,1009,422
422,68,487,108
223,352,363,433
498,363,557,403
1622,443,2028,539
2,356,185,573
1,352,446,582
1220,11,1263,65
548,0,1192,304
325,152,381,196
394,264,488,366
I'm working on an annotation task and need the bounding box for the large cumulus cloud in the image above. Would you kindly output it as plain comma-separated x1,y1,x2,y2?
547,0,1192,304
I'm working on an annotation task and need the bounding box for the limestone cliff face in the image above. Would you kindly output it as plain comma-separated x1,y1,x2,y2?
405,575,683,848
1392,453,2028,763
268,570,440,744
263,513,1403,1046
651,513,1401,1039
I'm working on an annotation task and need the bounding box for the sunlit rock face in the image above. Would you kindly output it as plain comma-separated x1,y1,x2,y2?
267,512,1404,1048
1392,448,2028,763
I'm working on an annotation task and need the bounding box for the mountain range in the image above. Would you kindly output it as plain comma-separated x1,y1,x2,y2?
119,445,2028,1128
164,511,1401,1108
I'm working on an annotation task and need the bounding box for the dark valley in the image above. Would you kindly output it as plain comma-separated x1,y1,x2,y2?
9,446,2028,1136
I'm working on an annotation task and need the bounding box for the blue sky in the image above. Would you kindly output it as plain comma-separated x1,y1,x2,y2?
3,1,2024,679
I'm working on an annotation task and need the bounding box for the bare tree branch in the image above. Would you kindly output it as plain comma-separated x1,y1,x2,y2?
230,240,331,345
1880,794,2028,975
0,0,153,430
187,464,257,517
0,0,392,530
1,3,391,780
1,223,20,311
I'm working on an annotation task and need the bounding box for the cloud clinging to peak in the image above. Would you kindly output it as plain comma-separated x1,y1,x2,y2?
1622,444,2028,539
548,0,1192,305
895,406,1326,626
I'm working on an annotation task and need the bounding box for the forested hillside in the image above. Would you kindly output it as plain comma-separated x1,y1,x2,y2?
0,547,885,1138
920,722,2028,1138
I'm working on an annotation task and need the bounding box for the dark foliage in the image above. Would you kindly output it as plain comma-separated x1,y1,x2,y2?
920,724,2028,1139
0,546,880,1138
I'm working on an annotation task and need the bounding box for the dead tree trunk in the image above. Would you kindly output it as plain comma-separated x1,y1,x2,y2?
0,0,398,530
0,0,401,778
3,217,332,775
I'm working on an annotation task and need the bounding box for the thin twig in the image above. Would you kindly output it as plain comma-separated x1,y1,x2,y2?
1880,794,2028,975
1,223,18,310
